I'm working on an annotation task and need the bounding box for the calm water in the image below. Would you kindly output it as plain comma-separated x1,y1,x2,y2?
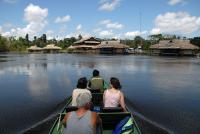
0,53,200,134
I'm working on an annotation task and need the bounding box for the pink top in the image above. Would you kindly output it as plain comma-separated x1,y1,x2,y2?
104,89,121,107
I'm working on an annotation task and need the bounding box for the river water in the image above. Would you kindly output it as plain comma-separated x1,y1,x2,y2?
0,53,200,134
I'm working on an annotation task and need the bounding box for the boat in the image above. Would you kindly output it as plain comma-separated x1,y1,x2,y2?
49,83,141,134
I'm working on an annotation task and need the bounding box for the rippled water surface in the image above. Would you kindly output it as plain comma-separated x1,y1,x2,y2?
0,53,200,134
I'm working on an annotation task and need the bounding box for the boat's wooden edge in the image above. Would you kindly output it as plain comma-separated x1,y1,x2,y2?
49,93,142,134
126,105,142,134
49,97,72,134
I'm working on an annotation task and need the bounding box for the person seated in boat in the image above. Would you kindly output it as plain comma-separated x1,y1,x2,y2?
88,69,104,93
72,77,91,106
103,77,126,111
62,92,102,134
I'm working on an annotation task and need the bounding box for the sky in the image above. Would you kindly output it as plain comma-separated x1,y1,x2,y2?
0,0,200,39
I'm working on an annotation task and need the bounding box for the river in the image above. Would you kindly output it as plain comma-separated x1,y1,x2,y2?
0,53,200,134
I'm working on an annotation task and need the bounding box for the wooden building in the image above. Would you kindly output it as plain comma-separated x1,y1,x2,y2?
27,45,42,53
43,44,61,53
96,41,129,54
71,37,101,53
150,40,199,56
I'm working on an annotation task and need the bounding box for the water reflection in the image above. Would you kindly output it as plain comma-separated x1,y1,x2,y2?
27,65,50,98
0,54,200,134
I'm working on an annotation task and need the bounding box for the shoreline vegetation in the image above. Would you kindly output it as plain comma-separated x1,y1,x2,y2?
0,34,200,56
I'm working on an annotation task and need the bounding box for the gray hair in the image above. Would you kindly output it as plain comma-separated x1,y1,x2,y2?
76,92,92,107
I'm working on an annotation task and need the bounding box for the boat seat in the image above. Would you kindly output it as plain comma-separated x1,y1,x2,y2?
102,107,123,113
64,106,78,112
91,93,103,106
98,112,131,130
89,89,101,93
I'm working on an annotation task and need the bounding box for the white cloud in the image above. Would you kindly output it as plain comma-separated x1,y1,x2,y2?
107,22,123,29
3,22,13,29
99,30,113,37
17,4,48,37
100,19,111,25
46,30,54,35
4,0,18,4
150,28,161,35
125,31,147,37
54,15,71,23
153,12,200,34
24,4,48,23
168,0,184,5
76,24,82,31
59,25,67,33
1,3,48,38
93,28,102,33
0,26,2,33
99,0,121,11
65,32,91,39
99,19,123,29
46,30,54,39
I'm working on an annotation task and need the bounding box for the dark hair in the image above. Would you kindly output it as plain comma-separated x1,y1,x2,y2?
110,77,121,89
93,69,99,77
77,77,88,89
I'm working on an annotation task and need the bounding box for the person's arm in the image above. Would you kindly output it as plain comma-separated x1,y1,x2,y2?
62,112,71,127
72,90,75,106
119,92,126,111
91,112,102,132
103,90,106,107
88,79,91,88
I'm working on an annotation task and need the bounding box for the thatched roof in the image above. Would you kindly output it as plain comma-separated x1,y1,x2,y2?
68,45,96,49
68,45,76,49
150,40,199,50
27,45,42,50
96,41,129,49
43,44,61,50
74,37,101,44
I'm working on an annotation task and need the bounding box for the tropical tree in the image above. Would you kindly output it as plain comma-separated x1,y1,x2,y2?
134,36,144,46
78,34,82,40
0,35,8,52
190,37,200,47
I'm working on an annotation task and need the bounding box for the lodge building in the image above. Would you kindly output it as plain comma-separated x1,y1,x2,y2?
150,39,199,56
69,37,129,54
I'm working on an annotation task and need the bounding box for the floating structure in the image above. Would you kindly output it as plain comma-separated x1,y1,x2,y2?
28,44,61,53
69,37,101,52
69,37,129,54
42,44,61,53
27,45,43,53
96,40,129,54
150,40,199,56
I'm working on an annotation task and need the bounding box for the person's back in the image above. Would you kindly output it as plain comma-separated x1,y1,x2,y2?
104,89,121,107
62,111,94,134
90,76,104,91
72,77,91,106
72,88,91,106
62,92,102,134
103,77,126,111
89,69,104,92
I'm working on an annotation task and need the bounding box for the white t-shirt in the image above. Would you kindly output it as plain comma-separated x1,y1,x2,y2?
72,88,91,106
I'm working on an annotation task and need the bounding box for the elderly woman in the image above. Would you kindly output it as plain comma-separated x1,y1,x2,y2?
72,77,91,106
62,92,101,134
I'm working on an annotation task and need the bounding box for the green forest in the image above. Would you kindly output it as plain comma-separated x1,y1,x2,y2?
0,33,200,52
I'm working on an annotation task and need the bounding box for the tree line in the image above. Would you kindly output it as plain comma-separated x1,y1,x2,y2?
0,33,200,52
0,34,77,52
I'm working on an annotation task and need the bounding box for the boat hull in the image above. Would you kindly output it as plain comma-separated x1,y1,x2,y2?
49,93,141,134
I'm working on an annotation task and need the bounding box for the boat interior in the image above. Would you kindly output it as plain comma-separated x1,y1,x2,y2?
60,91,133,132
